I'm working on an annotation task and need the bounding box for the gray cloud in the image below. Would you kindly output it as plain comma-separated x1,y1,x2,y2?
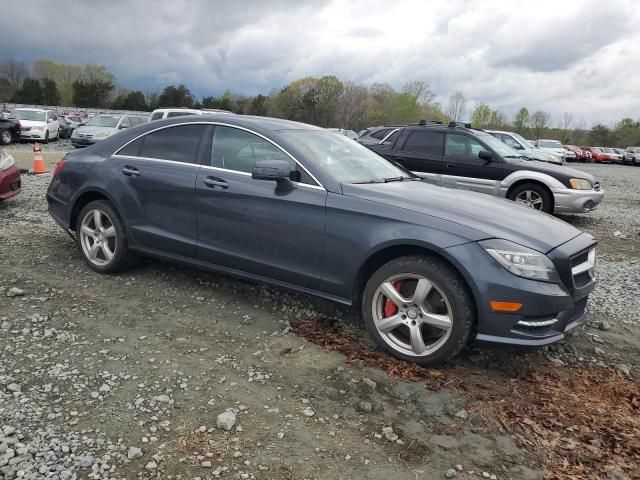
1,0,640,124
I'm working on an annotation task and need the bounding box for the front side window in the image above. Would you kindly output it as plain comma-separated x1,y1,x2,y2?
87,115,120,128
211,126,293,172
370,128,391,140
139,124,206,163
445,134,485,158
401,131,444,155
150,112,164,121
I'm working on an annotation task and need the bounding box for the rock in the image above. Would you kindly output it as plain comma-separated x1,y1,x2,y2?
362,378,377,389
598,321,612,331
145,460,157,470
6,383,21,393
482,472,491,479
154,394,171,403
77,455,94,468
217,410,237,431
7,287,24,297
594,346,605,356
127,446,143,460
617,364,631,377
445,468,457,478
98,384,110,393
302,407,315,417
276,432,285,440
454,410,469,420
357,401,372,413
455,465,463,471
202,460,212,467
381,426,398,442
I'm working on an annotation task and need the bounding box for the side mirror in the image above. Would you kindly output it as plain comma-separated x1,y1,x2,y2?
478,150,493,161
119,125,129,129
252,160,295,182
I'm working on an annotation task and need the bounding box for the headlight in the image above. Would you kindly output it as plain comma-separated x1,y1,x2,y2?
479,239,561,283
0,153,15,171
569,178,592,190
33,126,44,131
96,130,111,138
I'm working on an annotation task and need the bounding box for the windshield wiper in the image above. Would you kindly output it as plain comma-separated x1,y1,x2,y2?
352,176,416,184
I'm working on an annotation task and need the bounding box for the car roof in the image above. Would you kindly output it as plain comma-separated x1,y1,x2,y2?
14,108,49,112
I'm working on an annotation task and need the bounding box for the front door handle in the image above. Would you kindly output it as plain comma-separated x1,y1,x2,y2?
446,163,456,168
122,166,140,176
203,177,228,189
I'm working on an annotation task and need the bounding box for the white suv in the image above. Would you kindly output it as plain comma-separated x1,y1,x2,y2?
149,108,233,121
9,108,59,143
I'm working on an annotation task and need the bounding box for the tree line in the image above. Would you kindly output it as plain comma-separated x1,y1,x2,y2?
1,58,639,147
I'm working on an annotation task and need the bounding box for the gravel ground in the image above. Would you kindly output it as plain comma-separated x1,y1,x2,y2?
0,156,638,479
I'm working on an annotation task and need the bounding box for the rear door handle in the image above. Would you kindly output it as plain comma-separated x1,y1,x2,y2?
122,166,140,176
203,176,228,189
446,163,456,168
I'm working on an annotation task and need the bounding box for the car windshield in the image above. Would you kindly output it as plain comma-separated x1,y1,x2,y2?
278,129,412,183
86,115,120,127
511,132,535,149
9,110,46,122
602,148,615,153
538,140,563,148
474,132,522,158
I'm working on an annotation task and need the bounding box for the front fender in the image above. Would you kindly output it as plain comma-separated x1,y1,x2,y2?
500,170,566,196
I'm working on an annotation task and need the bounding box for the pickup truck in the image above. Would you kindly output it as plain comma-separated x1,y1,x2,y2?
366,121,604,214
0,117,20,145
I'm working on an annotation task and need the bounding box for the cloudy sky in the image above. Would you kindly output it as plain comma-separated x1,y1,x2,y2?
3,0,639,124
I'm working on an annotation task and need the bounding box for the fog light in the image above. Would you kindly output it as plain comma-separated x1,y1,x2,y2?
490,301,523,312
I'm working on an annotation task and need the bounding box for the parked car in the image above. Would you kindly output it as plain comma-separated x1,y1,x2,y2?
0,150,21,201
534,139,572,162
0,117,20,145
367,122,604,214
600,147,622,163
623,147,640,166
611,148,626,164
356,125,405,145
63,115,84,129
564,145,591,162
71,114,149,148
58,116,75,139
150,108,204,121
328,128,359,140
486,130,563,165
9,108,59,143
581,147,610,163
46,114,598,366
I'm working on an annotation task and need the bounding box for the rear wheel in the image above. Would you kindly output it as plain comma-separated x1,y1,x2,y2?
0,129,11,145
362,255,474,366
508,182,553,213
76,200,133,273
43,131,49,144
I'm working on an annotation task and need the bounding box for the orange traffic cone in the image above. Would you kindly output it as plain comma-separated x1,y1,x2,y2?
32,143,49,174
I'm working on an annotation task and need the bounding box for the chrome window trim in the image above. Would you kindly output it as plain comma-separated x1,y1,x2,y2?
112,154,201,169
113,121,325,190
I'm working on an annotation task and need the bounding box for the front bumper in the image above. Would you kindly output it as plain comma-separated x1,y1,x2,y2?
0,164,21,200
552,187,605,213
71,137,99,147
20,130,47,140
445,234,597,347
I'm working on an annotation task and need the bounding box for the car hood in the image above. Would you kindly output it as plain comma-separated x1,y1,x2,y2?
506,158,596,183
538,147,565,156
73,126,118,136
341,181,582,253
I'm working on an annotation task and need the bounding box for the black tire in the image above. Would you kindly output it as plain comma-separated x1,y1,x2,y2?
362,255,475,367
0,129,12,145
76,200,133,273
507,182,553,214
43,131,49,144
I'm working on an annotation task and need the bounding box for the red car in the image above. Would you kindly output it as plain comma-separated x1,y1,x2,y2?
0,150,21,201
581,147,610,163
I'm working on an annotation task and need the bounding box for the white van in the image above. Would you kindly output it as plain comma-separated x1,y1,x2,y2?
9,108,60,143
149,108,233,121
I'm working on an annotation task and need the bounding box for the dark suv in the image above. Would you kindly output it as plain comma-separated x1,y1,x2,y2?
367,122,604,214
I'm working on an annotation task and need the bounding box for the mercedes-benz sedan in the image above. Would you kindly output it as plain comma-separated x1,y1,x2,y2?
47,115,597,366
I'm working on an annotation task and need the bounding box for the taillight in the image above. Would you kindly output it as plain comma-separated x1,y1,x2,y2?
53,159,67,178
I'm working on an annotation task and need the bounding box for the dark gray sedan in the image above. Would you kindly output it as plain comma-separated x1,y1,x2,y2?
47,115,597,366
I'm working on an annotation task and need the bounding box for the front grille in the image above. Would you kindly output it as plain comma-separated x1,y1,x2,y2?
570,247,596,287
78,134,94,139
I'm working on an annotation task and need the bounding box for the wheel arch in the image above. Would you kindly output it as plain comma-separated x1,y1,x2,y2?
69,188,127,233
352,242,480,323
504,175,557,211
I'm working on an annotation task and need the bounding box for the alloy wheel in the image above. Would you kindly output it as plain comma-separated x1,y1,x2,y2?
79,209,117,266
1,130,11,144
371,274,453,357
515,190,544,210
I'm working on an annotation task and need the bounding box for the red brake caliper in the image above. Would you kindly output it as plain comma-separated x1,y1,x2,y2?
383,281,403,318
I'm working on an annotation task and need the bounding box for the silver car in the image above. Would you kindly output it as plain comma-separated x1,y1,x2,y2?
487,130,564,165
71,114,148,148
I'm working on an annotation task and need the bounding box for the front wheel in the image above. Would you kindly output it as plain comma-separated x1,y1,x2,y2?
0,129,12,145
508,182,553,213
362,255,475,366
76,200,133,273
43,131,49,144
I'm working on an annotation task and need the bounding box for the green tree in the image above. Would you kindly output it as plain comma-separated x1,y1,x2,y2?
112,90,147,110
41,78,61,105
12,78,43,104
246,94,268,116
0,77,14,102
72,78,114,108
512,107,529,135
588,124,611,146
470,103,492,128
158,84,194,108
530,110,551,140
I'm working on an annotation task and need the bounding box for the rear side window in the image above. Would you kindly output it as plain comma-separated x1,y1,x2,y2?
370,128,391,140
139,125,206,163
118,138,142,156
150,112,164,121
445,134,484,158
167,111,192,118
401,131,444,155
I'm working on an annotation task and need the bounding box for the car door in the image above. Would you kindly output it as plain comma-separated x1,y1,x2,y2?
195,125,327,291
385,129,444,183
110,123,207,258
441,133,503,195
47,111,59,138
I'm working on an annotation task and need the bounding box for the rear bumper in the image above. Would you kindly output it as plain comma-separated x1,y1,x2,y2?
552,187,605,213
0,164,21,200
